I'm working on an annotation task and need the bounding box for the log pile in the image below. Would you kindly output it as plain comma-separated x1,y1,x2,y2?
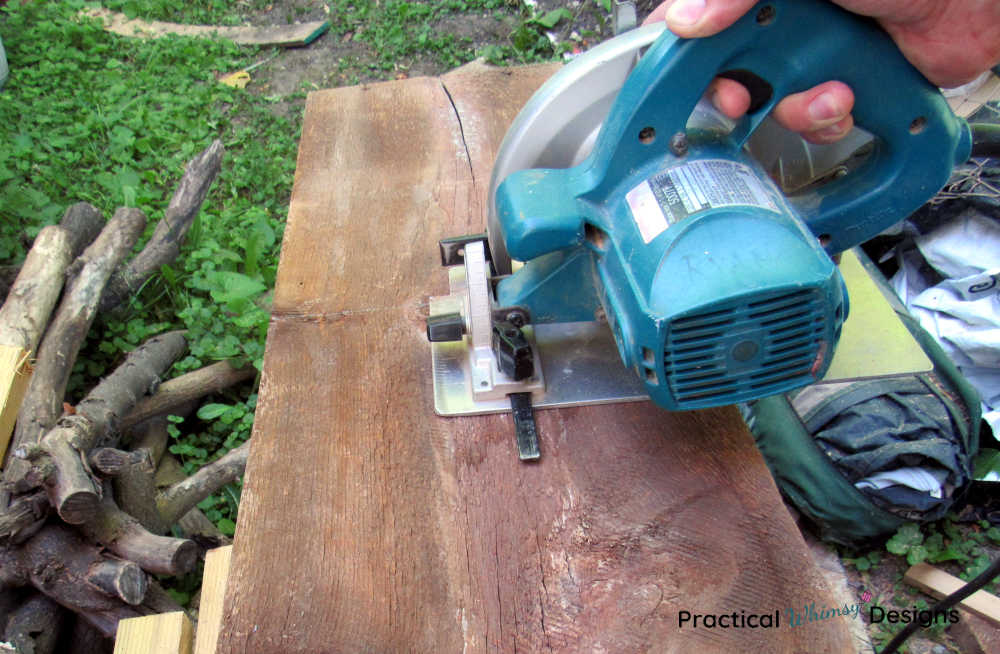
0,141,256,652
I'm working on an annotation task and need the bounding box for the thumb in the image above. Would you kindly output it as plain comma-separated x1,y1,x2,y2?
645,0,759,38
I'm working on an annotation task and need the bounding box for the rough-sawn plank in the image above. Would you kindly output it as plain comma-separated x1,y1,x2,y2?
215,63,855,653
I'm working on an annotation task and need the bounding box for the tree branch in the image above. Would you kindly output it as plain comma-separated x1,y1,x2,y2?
157,441,249,525
120,360,255,432
100,140,224,312
58,202,105,260
81,484,197,576
0,225,72,353
2,592,65,654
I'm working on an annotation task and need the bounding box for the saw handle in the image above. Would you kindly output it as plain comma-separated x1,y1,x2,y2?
585,0,971,253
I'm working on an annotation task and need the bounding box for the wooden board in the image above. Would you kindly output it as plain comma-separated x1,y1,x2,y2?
194,546,232,654
113,611,192,654
0,345,32,462
215,62,855,653
905,563,1000,626
81,8,330,47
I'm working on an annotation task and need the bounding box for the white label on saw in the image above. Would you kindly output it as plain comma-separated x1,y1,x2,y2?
627,159,779,243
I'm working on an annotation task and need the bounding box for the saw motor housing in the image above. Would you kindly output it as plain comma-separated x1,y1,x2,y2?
486,0,970,412
495,145,847,410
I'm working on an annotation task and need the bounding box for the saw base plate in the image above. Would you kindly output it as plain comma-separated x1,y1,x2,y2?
429,249,932,417
430,265,647,416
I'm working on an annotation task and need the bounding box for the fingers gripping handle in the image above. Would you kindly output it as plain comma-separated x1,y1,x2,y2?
587,0,971,253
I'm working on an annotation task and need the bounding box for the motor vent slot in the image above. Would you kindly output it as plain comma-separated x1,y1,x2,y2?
663,288,827,407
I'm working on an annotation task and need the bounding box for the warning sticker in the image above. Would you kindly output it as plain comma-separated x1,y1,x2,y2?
626,159,780,243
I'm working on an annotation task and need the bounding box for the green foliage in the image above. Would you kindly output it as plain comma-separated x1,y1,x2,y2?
882,519,1000,593
844,550,881,572
973,447,1000,480
101,0,274,26
480,0,575,65
886,523,928,566
327,0,516,73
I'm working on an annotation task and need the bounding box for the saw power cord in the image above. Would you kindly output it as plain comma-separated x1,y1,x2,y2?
876,555,1000,654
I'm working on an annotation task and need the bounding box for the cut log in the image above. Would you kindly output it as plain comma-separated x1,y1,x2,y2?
120,361,255,432
115,418,169,534
0,225,73,354
0,490,48,544
89,448,149,477
14,524,148,611
5,208,146,487
82,485,198,576
100,140,224,313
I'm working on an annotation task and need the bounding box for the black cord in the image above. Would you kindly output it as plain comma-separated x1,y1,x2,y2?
877,555,1000,654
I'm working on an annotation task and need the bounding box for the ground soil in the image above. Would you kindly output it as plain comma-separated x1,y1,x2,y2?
192,2,991,652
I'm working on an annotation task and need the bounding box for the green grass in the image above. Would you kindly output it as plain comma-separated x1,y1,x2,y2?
100,0,275,26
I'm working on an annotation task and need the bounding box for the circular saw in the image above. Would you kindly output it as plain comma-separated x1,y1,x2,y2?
426,0,971,458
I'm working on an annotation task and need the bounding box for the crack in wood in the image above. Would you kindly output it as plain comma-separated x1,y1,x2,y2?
440,81,477,189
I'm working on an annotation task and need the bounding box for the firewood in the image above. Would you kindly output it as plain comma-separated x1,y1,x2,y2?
41,330,188,524
4,524,147,610
100,140,224,313
5,208,146,489
1,592,64,654
58,202,105,259
81,484,197,576
0,224,73,463
88,447,148,477
0,225,72,354
157,441,249,526
120,360,255,432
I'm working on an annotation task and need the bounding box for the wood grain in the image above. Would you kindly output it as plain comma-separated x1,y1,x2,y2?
216,65,854,653
113,611,192,654
194,546,232,654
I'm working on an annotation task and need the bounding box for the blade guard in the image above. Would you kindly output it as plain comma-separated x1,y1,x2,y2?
495,0,972,261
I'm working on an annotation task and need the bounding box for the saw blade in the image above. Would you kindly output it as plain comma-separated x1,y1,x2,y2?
487,23,665,275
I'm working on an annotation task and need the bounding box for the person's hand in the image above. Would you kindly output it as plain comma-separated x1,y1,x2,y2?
644,0,1000,144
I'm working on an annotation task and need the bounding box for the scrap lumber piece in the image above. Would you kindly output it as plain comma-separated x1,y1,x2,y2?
82,8,330,47
215,65,854,654
193,546,233,654
904,562,1000,626
113,611,193,654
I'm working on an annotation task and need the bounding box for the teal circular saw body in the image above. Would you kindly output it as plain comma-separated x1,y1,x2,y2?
488,0,971,411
